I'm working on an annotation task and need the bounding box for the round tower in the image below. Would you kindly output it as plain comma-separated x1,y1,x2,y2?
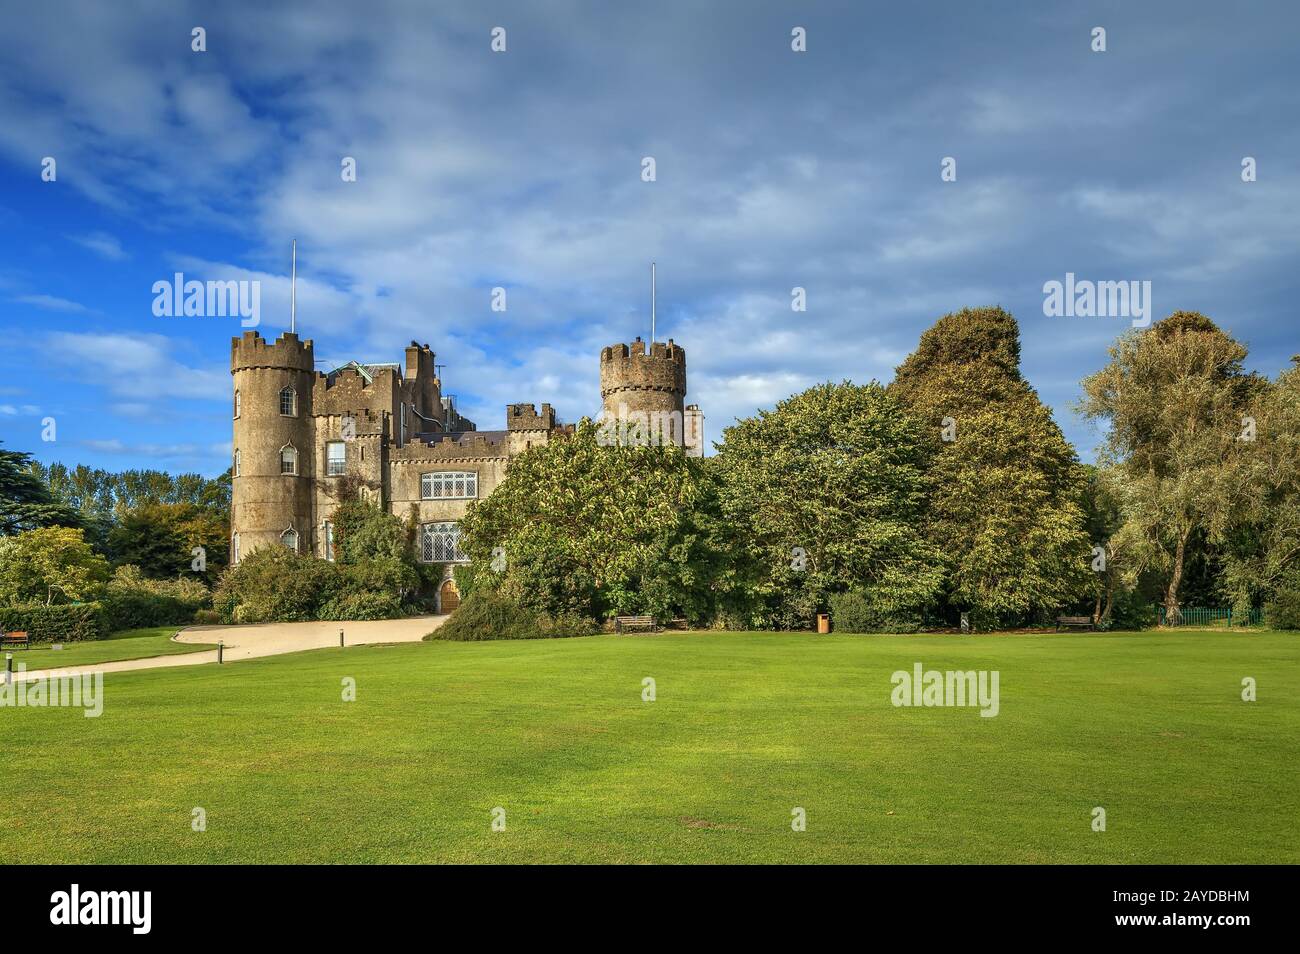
600,336,686,417
231,330,316,560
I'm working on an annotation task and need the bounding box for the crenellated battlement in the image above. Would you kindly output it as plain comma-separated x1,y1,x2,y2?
231,330,315,373
600,336,687,400
393,433,509,462
599,336,686,365
506,402,557,431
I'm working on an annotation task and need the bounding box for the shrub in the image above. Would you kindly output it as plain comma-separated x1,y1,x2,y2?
100,565,211,631
828,589,921,634
212,547,420,623
191,608,221,625
213,547,338,623
318,590,405,621
428,591,596,641
0,603,107,642
1265,589,1300,630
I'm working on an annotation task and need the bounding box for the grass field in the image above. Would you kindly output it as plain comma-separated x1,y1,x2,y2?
1,630,1295,864
10,627,216,669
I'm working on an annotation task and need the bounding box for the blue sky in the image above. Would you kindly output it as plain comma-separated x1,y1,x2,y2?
1,0,1297,476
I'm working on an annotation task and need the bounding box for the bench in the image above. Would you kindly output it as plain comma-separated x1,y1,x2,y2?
1055,616,1095,632
1,631,30,649
614,615,660,634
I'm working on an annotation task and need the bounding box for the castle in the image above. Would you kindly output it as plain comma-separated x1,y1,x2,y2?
230,331,703,611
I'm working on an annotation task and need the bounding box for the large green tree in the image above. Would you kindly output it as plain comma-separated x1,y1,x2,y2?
457,422,734,624
0,526,110,606
891,307,1092,626
0,444,81,535
1216,356,1300,614
1079,312,1264,623
715,381,943,629
107,502,229,582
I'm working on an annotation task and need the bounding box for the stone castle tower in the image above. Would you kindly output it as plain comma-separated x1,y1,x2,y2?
231,331,316,556
599,336,703,454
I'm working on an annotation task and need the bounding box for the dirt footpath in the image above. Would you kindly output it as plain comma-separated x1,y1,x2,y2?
11,616,447,683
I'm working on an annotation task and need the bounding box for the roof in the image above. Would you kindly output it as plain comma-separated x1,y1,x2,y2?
325,360,401,384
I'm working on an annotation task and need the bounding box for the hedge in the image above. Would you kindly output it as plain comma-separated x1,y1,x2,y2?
428,591,596,641
100,590,204,632
0,603,108,643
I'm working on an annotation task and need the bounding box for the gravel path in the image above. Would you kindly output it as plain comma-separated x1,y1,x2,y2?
8,616,446,683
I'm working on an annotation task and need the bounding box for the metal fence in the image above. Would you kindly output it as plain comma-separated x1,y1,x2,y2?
1157,606,1265,627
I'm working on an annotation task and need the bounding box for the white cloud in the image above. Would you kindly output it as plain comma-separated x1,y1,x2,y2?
14,294,90,313
70,231,129,261
47,332,226,401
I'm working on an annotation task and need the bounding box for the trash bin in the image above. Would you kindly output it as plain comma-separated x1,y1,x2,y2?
816,613,830,634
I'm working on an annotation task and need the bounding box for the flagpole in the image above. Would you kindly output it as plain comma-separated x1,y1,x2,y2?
290,239,297,334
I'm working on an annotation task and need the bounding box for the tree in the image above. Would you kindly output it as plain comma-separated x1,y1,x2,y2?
107,502,228,581
715,381,943,628
0,444,80,535
457,422,733,624
333,497,412,564
1079,312,1265,623
891,307,1093,626
0,526,110,606
1217,356,1300,615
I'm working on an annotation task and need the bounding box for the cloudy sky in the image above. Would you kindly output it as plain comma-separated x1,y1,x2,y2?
1,0,1297,475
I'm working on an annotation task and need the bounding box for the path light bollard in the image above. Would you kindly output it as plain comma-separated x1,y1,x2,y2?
4,652,11,686
217,641,223,665
340,628,344,648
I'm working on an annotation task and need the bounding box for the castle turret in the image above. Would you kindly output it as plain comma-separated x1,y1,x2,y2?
600,336,686,417
231,331,316,559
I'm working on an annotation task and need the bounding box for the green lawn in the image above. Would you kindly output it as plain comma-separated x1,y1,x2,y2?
1,630,1295,864
10,627,217,669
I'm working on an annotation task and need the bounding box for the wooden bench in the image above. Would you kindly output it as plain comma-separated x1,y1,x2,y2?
1,631,30,649
614,615,659,634
1055,616,1095,632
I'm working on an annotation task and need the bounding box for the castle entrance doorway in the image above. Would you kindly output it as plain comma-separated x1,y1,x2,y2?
439,579,461,613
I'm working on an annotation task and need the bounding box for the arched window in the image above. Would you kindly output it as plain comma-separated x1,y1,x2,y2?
234,389,241,418
233,448,240,477
279,386,297,416
280,527,298,553
280,444,298,475
231,532,240,565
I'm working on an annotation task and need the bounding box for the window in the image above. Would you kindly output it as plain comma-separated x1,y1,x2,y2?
420,471,478,500
281,527,298,552
233,448,240,477
231,532,240,565
420,522,467,563
326,441,345,476
279,386,297,416
323,521,335,561
280,444,298,475
234,390,241,418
